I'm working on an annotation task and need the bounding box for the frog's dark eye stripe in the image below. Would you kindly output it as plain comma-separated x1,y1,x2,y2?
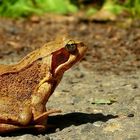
51,48,70,74
65,43,77,53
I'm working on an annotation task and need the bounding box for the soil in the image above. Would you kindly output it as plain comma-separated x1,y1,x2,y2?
0,14,140,140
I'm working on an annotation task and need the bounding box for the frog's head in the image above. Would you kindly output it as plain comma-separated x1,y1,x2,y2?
0,36,87,78
50,36,87,77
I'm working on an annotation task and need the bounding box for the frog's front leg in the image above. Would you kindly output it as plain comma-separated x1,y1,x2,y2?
31,82,52,117
31,82,61,125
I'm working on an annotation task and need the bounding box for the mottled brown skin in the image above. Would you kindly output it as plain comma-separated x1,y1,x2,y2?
0,61,47,124
0,36,87,133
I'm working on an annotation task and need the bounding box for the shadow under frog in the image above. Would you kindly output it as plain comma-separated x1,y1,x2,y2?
47,112,118,133
1,112,118,136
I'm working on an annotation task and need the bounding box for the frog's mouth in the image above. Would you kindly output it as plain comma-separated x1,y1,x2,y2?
51,42,87,77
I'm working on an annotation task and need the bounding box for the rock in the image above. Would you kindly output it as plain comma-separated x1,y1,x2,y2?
7,134,51,140
80,123,95,133
103,121,122,132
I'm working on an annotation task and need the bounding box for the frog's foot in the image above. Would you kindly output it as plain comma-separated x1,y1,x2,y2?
0,123,45,134
34,109,61,124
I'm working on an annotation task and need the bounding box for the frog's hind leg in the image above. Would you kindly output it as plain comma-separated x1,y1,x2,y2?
34,109,61,124
0,123,45,134
0,123,20,133
0,109,61,133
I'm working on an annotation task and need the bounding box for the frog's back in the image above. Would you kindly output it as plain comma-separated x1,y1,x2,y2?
0,60,47,123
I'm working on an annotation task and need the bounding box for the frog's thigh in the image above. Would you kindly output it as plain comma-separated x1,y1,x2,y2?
0,99,32,126
31,82,52,118
0,123,45,133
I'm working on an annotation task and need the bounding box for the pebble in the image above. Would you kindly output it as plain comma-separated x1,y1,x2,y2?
93,121,102,127
127,113,134,117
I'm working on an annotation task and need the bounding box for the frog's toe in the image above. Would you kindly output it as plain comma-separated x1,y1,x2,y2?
0,123,20,133
34,109,61,124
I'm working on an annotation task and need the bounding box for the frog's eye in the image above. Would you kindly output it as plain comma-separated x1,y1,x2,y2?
65,42,77,53
65,40,77,53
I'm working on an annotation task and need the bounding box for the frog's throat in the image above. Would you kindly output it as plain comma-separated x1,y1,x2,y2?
54,54,77,77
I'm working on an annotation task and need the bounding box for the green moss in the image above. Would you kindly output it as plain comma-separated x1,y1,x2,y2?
0,0,78,18
0,0,140,18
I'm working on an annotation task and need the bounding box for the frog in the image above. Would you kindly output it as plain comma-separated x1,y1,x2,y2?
0,36,87,133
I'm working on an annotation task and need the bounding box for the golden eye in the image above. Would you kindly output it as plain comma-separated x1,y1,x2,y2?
65,40,77,53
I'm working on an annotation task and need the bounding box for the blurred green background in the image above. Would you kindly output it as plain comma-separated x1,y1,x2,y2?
0,0,140,18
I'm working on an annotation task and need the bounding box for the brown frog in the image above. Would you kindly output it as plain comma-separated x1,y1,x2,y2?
0,36,87,133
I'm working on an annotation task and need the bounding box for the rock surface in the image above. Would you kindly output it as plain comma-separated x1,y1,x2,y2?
0,14,140,140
